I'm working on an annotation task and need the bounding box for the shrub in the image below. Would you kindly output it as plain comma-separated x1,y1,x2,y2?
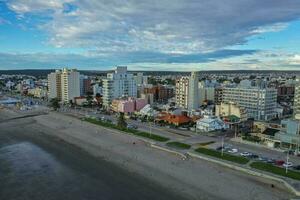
195,147,249,164
250,162,300,181
166,142,191,149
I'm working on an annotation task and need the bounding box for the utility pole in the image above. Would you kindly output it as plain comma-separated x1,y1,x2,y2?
286,149,289,174
221,136,224,156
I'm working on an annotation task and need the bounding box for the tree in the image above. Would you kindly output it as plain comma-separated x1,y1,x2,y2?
49,98,60,111
117,112,127,129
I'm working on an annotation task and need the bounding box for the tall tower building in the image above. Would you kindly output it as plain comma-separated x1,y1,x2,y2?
47,68,80,103
102,66,137,107
188,71,199,111
47,70,62,100
294,76,300,120
175,76,189,109
61,68,80,103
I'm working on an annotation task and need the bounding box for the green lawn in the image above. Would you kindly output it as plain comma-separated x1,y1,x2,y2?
195,147,249,164
84,118,169,142
166,141,191,150
250,162,300,181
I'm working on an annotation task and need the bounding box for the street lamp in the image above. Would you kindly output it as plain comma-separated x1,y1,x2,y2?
286,149,289,174
221,136,224,156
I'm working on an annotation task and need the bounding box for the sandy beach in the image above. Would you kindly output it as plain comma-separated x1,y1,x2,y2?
0,109,296,200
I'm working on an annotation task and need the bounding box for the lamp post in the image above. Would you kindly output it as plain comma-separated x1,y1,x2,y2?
221,136,224,156
286,149,289,174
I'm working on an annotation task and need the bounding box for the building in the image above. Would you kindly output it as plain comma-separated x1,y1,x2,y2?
156,112,191,126
214,87,223,105
215,102,247,122
196,115,228,132
274,119,300,150
142,85,174,103
294,77,300,120
199,81,215,105
188,71,199,111
80,75,92,96
175,76,189,109
277,84,294,103
47,70,62,100
61,68,80,103
93,83,102,96
111,97,147,113
221,85,278,121
47,68,80,103
102,66,137,107
27,87,47,98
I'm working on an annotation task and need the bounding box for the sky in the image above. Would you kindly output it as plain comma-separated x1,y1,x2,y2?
0,0,300,71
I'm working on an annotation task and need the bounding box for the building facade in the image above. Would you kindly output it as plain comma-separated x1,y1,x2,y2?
175,76,189,109
102,66,137,107
294,77,300,120
221,86,278,121
47,68,80,103
47,70,62,100
188,71,199,111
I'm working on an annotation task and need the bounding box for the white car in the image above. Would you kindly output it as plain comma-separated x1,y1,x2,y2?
240,152,251,157
283,162,293,168
228,148,238,153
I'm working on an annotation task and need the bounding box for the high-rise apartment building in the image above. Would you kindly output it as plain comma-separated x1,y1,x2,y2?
293,77,300,120
175,76,189,109
188,71,199,111
48,70,62,100
47,68,80,103
221,85,277,121
61,68,80,103
102,66,137,107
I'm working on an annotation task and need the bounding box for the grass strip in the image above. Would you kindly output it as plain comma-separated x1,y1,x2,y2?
250,162,300,181
195,147,249,164
166,141,191,150
85,118,169,142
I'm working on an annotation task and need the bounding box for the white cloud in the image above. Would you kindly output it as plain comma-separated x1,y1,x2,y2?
6,0,300,54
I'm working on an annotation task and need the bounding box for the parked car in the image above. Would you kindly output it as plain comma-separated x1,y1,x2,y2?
216,146,223,151
228,148,238,153
266,159,276,164
283,162,293,168
275,160,285,166
240,152,251,157
293,165,300,170
127,124,138,129
258,157,268,162
248,154,259,159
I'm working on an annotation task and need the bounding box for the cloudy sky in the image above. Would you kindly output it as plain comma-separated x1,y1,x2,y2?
0,0,300,71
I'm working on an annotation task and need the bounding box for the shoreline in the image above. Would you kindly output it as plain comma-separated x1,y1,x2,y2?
0,109,296,200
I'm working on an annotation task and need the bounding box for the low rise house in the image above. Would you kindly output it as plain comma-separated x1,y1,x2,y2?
196,115,228,132
111,97,147,114
155,112,191,126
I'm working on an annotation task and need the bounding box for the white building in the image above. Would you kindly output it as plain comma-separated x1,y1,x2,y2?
47,68,80,103
48,70,62,100
294,77,300,120
93,83,102,96
102,66,137,107
175,76,189,109
188,71,199,111
221,85,278,121
196,115,228,132
61,68,80,103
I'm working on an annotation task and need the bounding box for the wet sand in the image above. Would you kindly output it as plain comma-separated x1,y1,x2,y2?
0,109,296,200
